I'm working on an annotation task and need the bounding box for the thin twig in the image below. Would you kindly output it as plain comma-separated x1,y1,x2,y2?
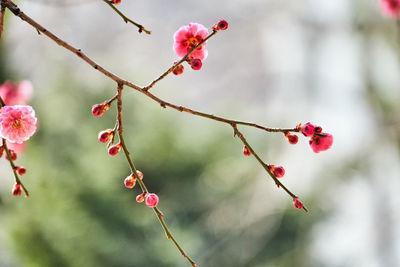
102,0,151,35
116,83,197,266
232,124,308,212
0,3,6,39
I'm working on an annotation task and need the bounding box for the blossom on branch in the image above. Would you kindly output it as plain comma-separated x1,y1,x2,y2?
173,23,209,61
0,105,37,144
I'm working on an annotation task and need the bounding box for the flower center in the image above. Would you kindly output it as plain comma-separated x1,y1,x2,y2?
13,120,22,129
184,36,201,49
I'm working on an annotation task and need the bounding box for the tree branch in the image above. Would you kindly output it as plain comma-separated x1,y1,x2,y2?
102,0,151,35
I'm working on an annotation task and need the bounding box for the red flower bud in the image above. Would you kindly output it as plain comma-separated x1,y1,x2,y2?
212,20,229,31
293,197,303,210
91,103,110,117
12,183,22,196
286,134,298,145
136,170,144,180
300,122,315,137
98,129,113,143
108,143,122,156
271,165,285,178
243,146,251,156
124,175,136,189
189,58,202,70
14,166,26,175
136,192,147,203
111,0,121,4
145,193,159,207
172,64,184,75
6,149,17,161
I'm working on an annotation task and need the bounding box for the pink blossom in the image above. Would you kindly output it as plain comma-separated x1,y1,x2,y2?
309,133,333,153
0,105,37,144
0,80,33,106
380,0,400,18
173,23,209,60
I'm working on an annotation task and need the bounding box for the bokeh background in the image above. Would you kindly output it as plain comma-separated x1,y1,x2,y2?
0,0,399,266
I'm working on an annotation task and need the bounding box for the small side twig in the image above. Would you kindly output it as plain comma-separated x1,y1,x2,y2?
102,0,151,35
0,2,6,39
115,84,197,266
232,124,308,212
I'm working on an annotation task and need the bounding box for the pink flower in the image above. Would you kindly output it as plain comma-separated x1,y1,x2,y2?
380,0,400,18
309,133,333,153
173,23,209,61
145,193,159,208
0,105,37,144
0,81,33,106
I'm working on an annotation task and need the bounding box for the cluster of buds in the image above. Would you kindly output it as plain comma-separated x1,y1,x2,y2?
96,127,123,156
110,0,121,5
135,192,159,207
298,122,333,153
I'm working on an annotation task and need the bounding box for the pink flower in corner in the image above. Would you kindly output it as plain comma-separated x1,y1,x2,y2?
309,133,333,153
0,105,37,144
0,80,33,106
380,0,400,18
173,23,209,61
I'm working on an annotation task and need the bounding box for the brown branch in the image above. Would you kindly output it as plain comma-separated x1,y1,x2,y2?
2,0,299,137
0,3,5,39
102,0,151,35
232,124,308,212
115,83,197,266
2,139,30,196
